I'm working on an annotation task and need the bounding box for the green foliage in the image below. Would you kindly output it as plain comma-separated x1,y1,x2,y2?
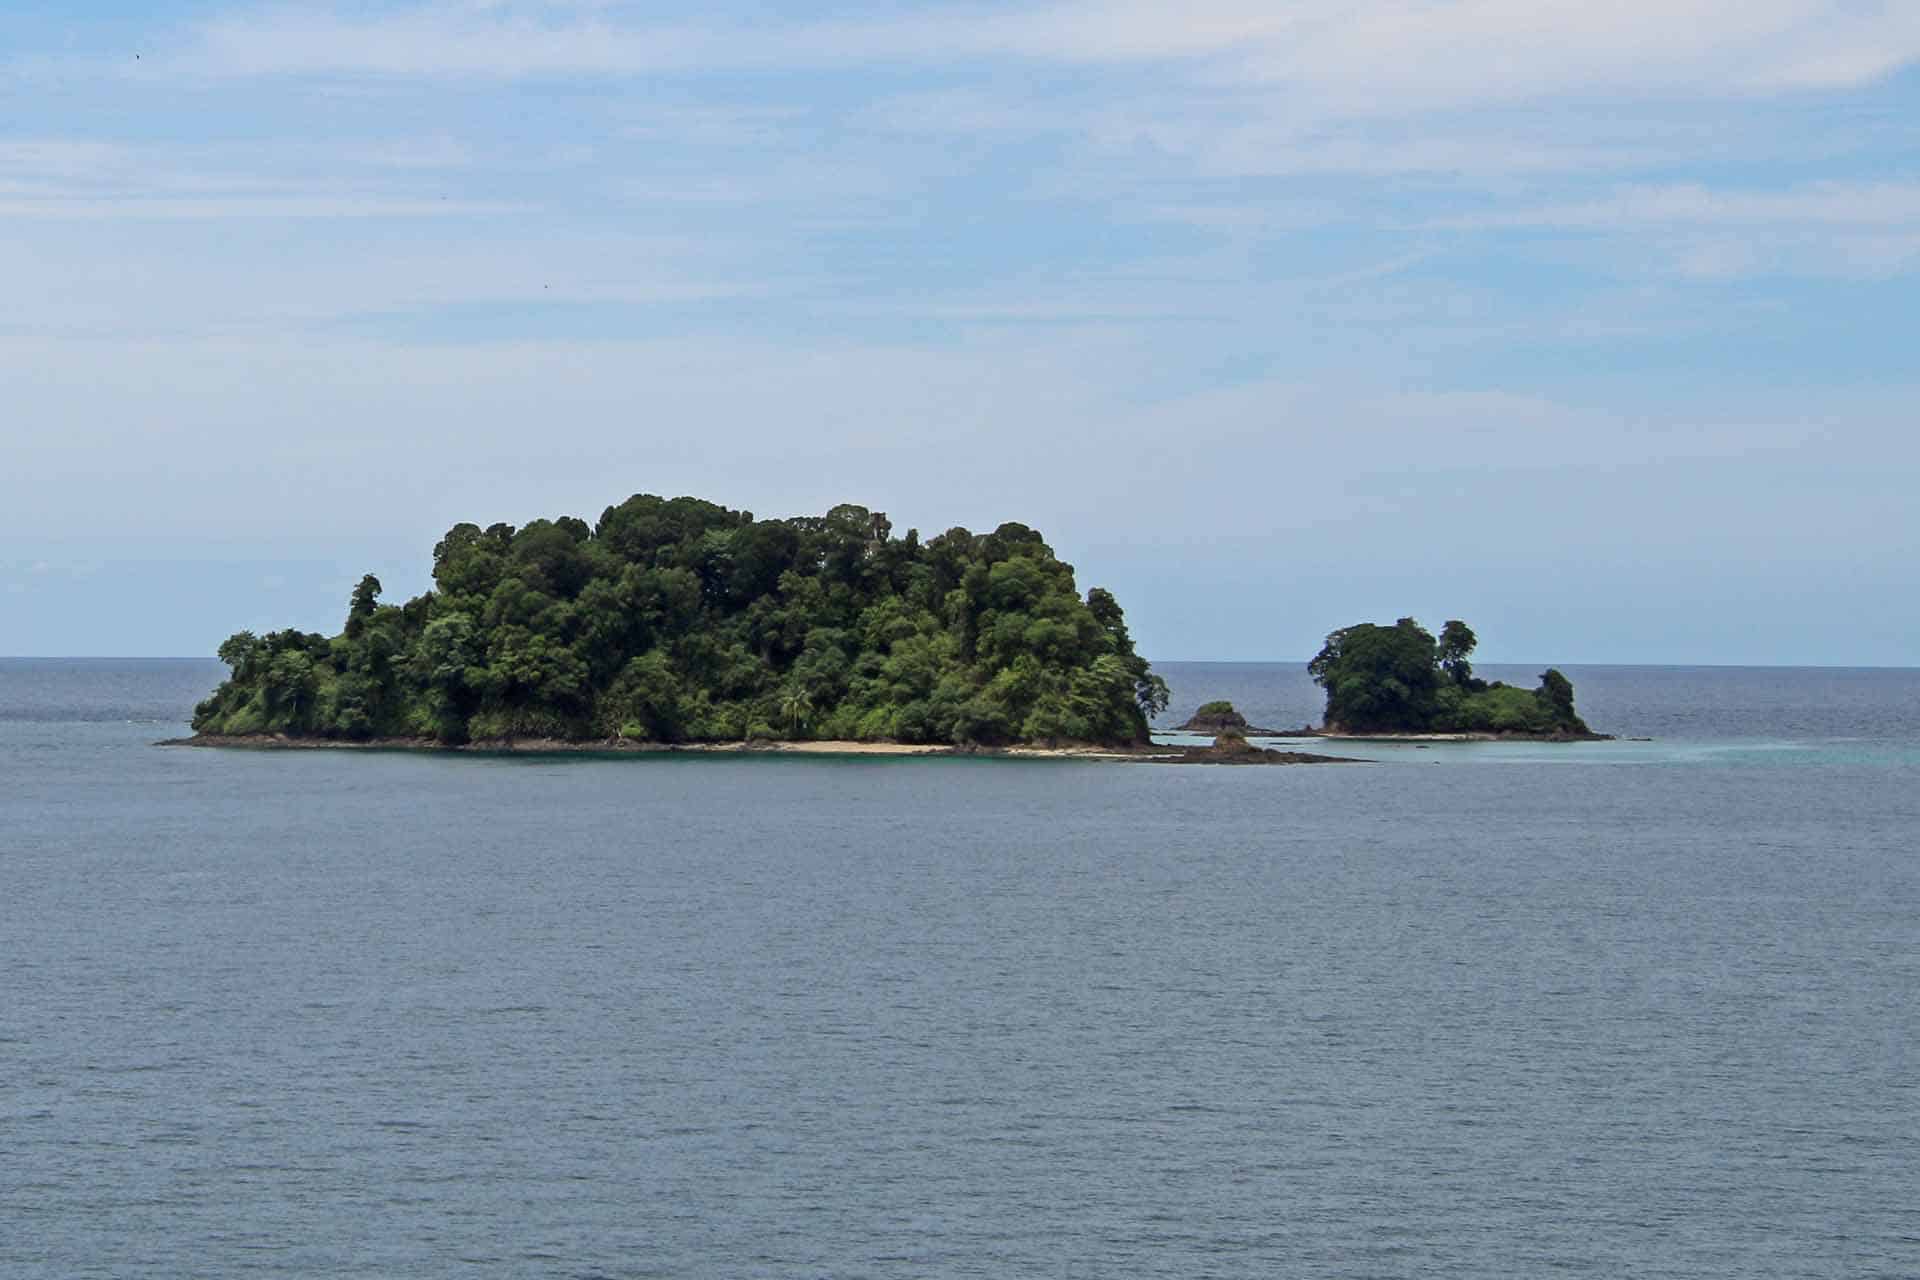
1309,618,1445,732
344,574,382,640
192,495,1162,747
1309,617,1589,735
1135,673,1171,721
1194,700,1238,717
1436,619,1478,687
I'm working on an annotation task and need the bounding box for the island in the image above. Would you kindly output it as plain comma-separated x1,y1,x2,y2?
1306,617,1606,740
178,494,1351,765
1173,700,1302,736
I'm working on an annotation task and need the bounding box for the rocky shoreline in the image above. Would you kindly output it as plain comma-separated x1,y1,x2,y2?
159,734,1362,766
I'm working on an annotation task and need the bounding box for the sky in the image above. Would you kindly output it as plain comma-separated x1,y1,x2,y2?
3,1,1917,664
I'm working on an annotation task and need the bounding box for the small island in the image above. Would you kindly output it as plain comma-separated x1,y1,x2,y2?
186,496,1171,750
1174,700,1299,736
1306,617,1605,740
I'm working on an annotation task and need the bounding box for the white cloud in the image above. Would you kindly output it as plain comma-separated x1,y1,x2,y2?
0,195,519,220
1435,182,1920,231
1423,181,1920,278
0,224,769,339
179,0,1920,117
605,154,926,213
0,140,129,178
866,86,1673,176
188,6,734,77
0,136,518,221
356,135,476,169
619,104,808,148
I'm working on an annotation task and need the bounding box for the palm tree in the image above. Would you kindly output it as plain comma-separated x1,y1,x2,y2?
781,688,815,738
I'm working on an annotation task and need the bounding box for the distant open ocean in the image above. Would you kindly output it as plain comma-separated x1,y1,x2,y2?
5,658,1917,1277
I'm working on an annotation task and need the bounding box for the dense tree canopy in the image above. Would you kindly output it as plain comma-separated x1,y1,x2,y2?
1309,617,1592,735
193,496,1169,747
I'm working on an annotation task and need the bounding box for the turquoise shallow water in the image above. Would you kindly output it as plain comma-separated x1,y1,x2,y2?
4,659,1918,1277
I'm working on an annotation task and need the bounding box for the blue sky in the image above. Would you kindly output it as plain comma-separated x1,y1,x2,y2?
3,0,1918,662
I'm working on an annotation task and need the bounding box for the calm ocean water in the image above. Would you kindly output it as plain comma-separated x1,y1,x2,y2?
4,658,1918,1277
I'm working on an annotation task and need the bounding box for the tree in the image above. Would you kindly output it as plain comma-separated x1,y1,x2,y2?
1535,668,1587,732
344,574,382,640
1436,619,1477,687
602,651,687,741
1310,619,1443,731
781,687,815,737
216,631,262,680
1135,673,1171,721
511,521,595,599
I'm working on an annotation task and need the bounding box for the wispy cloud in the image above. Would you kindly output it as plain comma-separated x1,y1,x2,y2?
1434,182,1920,231
355,135,476,169
0,196,519,220
0,216,770,340
187,5,751,77
1419,180,1920,278
0,140,129,178
181,0,1920,116
0,136,517,220
865,86,1676,177
619,104,808,148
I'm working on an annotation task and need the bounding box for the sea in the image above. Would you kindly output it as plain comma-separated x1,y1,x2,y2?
4,658,1917,1278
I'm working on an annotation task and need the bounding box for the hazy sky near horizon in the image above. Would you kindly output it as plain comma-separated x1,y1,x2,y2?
4,1,1918,663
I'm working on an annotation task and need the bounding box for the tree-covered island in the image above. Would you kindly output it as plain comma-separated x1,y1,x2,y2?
1308,618,1602,739
1174,701,1297,736
190,495,1176,749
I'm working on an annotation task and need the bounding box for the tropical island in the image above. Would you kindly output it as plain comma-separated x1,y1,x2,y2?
1305,617,1604,740
187,496,1171,750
